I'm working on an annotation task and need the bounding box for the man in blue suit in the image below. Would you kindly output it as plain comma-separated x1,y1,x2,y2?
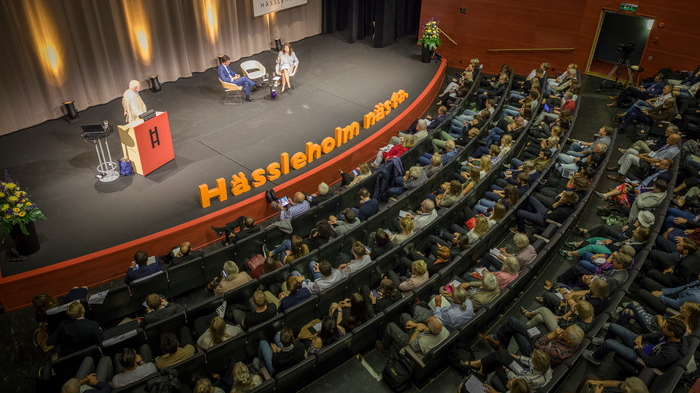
218,55,256,102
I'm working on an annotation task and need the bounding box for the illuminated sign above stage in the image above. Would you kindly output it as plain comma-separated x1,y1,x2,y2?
253,0,308,17
198,89,408,208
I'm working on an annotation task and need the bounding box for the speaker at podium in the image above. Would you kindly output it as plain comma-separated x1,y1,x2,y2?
117,111,174,176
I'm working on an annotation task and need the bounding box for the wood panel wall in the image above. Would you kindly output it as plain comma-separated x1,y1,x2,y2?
421,0,700,79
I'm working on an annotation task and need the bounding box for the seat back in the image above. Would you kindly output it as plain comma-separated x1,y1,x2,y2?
144,312,187,354
241,60,266,79
284,295,319,334
219,78,241,91
348,313,385,357
312,333,352,378
274,355,316,392
167,257,205,298
245,313,285,358
88,285,136,326
51,346,103,385
203,245,236,281
204,333,247,371
129,271,170,304
248,378,275,393
315,278,349,319
165,352,207,387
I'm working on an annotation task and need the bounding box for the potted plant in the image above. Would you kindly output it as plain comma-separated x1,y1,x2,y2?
1,170,46,255
418,19,441,63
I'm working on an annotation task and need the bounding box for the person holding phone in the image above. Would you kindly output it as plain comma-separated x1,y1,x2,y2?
270,192,309,220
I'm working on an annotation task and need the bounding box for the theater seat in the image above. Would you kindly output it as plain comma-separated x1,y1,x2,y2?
274,355,315,392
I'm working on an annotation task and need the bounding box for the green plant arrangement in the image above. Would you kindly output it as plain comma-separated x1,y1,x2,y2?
1,170,46,235
418,19,441,52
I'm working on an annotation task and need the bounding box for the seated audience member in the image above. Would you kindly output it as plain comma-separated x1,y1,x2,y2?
257,326,306,376
418,140,458,166
369,229,392,258
330,208,362,236
583,318,689,369
334,293,372,332
556,251,632,293
607,133,681,181
411,286,475,331
513,191,578,233
125,250,164,284
467,215,490,244
567,125,613,157
33,287,88,327
300,259,343,294
465,349,552,391
406,199,438,230
61,370,112,393
376,316,450,356
278,276,311,313
270,191,310,220
578,377,649,393
614,298,700,332
338,241,374,278
641,237,700,289
111,347,157,388
268,234,309,264
155,329,196,370
538,279,610,317
236,289,278,329
391,216,414,245
230,362,262,393
339,162,372,187
607,73,666,107
143,293,185,326
169,241,204,265
357,188,379,221
208,260,252,295
47,301,102,357
193,378,226,393
484,116,525,148
626,180,668,224
211,216,259,246
251,255,282,279
373,135,415,167
617,89,676,133
490,233,537,271
389,259,429,294
303,316,345,355
426,105,448,129
522,300,594,335
307,182,332,206
596,158,673,209
480,322,585,365
556,143,607,175
466,256,519,290
306,220,337,250
387,165,427,198
424,153,444,178
363,278,403,314
196,316,243,351
475,183,519,215
395,119,429,142
463,272,501,310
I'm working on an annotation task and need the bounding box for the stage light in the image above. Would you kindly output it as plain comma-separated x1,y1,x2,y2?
24,0,66,86
63,101,78,122
275,38,283,51
218,55,226,64
200,0,219,44
123,0,153,65
150,75,161,93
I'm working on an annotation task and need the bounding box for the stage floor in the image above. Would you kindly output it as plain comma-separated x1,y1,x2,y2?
0,33,437,276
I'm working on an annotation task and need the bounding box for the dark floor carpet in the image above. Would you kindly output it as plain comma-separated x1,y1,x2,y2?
0,33,437,276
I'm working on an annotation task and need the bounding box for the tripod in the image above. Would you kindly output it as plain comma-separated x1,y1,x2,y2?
597,52,633,91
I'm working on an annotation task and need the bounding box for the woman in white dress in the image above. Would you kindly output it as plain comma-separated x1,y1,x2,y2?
277,42,299,93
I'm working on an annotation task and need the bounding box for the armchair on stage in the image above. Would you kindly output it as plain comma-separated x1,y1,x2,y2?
117,111,175,176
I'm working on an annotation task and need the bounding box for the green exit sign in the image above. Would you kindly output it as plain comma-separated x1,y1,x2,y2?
620,3,638,12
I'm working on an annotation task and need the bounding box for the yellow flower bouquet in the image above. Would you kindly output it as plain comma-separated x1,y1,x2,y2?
1,170,46,235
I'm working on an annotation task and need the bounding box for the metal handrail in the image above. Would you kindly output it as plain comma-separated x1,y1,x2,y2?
487,47,574,52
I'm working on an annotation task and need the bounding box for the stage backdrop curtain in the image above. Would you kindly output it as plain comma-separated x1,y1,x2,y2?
0,0,321,136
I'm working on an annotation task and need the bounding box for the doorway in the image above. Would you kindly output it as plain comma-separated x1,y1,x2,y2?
586,10,654,84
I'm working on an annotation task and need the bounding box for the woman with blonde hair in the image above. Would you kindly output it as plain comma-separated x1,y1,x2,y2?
196,316,243,351
213,260,252,295
467,215,489,243
374,135,414,166
340,162,372,187
522,299,594,335
193,378,226,393
391,216,414,245
231,361,262,393
488,203,507,226
391,259,429,293
479,155,492,178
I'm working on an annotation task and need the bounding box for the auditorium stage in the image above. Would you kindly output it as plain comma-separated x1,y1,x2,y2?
0,33,439,277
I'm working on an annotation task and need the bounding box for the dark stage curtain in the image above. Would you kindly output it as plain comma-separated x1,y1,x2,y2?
321,0,420,45
0,0,322,136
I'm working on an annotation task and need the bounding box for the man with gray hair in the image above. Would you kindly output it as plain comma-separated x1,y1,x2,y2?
480,318,584,364
461,272,500,310
404,198,437,230
122,79,147,123
394,118,429,144
376,315,449,356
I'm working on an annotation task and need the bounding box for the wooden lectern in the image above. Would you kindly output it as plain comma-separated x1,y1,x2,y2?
117,111,174,176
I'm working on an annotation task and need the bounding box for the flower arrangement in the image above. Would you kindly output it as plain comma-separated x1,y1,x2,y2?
418,19,441,52
1,170,46,235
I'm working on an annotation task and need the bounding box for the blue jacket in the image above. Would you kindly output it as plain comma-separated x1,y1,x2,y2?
218,64,237,83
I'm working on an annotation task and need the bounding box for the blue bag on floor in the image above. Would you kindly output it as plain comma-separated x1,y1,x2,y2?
119,158,133,176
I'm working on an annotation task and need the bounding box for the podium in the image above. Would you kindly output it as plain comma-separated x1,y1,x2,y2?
117,111,174,176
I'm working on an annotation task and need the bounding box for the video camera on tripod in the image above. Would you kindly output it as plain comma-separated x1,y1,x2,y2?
616,42,636,57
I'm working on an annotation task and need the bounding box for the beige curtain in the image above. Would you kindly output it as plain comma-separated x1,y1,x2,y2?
0,0,321,136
